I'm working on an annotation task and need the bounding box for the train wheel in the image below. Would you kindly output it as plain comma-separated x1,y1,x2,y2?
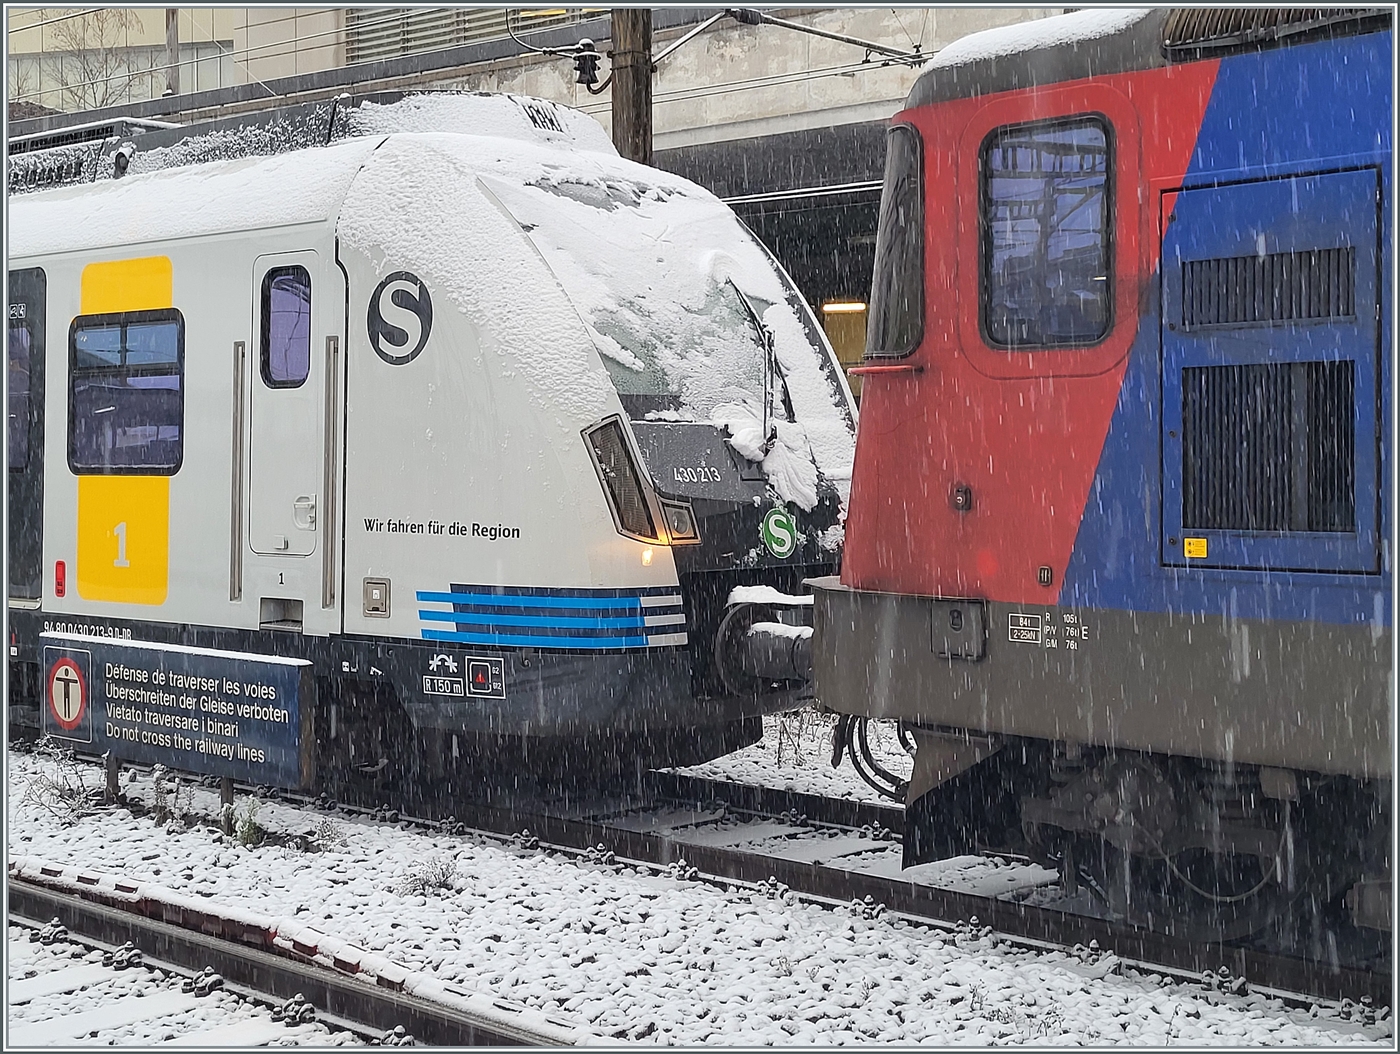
1065,775,1377,942
1072,840,1292,942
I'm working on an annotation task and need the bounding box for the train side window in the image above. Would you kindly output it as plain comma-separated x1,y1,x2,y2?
68,310,184,474
8,319,30,470
981,115,1112,349
866,123,924,357
261,265,311,387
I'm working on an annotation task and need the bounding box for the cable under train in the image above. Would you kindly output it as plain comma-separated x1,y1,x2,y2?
812,7,1392,938
7,91,855,788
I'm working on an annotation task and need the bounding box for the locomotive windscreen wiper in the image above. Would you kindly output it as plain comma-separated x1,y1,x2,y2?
728,278,779,456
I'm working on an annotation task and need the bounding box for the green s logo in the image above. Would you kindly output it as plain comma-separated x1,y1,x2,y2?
760,507,798,559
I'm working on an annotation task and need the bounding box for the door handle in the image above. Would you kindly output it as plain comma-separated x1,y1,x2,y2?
293,495,317,530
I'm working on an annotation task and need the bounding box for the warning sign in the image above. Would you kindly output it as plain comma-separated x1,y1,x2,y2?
43,647,92,743
39,633,314,790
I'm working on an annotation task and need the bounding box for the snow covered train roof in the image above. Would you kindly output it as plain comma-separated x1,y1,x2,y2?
905,6,1390,109
905,8,1165,107
342,92,617,155
8,136,383,258
9,94,855,507
8,94,618,258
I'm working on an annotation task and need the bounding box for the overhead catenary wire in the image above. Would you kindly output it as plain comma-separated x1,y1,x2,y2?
578,57,913,118
12,7,929,117
7,8,107,34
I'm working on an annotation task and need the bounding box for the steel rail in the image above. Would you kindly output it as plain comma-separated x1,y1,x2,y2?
7,907,377,1045
8,879,566,1047
436,794,1391,1008
645,770,905,834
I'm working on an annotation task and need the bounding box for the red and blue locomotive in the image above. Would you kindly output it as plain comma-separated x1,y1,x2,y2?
813,8,1392,936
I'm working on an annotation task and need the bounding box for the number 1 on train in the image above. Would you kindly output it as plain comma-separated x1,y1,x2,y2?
113,522,130,568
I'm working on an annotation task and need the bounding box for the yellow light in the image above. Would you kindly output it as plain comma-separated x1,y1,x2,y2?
822,301,867,314
641,548,653,566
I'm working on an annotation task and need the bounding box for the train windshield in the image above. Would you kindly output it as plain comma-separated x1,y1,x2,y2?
479,171,803,420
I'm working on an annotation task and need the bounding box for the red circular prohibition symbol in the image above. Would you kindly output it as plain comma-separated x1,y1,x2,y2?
47,658,87,731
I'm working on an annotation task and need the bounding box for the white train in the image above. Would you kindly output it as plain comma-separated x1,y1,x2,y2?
7,93,856,788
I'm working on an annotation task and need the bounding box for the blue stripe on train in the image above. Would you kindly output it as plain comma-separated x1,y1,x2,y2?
419,591,666,609
419,610,653,630
416,584,688,649
422,629,652,649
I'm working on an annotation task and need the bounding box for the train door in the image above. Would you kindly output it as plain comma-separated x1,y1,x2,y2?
244,251,343,632
1160,169,1381,574
8,267,46,601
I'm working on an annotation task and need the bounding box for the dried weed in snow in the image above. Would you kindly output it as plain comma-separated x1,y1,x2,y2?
398,856,459,896
20,739,96,826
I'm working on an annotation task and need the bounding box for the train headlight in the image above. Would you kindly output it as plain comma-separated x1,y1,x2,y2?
660,499,700,545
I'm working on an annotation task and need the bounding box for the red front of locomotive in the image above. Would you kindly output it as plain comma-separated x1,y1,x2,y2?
841,66,1217,604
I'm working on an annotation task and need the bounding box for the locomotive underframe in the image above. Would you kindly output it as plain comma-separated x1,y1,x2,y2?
811,576,1391,929
810,577,1390,779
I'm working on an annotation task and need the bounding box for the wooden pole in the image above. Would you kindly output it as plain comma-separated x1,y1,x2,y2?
221,777,235,836
610,9,652,165
105,753,121,803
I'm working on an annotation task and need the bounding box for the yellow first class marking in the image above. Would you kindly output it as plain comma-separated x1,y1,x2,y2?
76,477,170,605
80,256,173,314
74,255,175,607
1183,537,1208,559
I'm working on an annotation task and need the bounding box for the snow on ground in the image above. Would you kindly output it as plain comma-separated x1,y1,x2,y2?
7,925,357,1046
677,709,914,805
6,748,1388,1046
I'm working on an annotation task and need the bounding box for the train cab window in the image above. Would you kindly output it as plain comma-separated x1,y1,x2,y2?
981,116,1111,349
866,123,924,357
8,319,30,470
69,310,184,474
261,266,311,387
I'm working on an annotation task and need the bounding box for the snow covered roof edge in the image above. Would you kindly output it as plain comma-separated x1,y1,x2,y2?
905,9,1166,109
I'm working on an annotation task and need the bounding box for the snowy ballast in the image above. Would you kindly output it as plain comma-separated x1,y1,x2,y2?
8,855,597,1046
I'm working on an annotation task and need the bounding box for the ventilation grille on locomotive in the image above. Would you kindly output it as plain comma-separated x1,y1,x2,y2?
1182,247,1354,328
1162,8,1392,59
1182,361,1354,533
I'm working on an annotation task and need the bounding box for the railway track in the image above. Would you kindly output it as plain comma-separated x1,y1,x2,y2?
8,878,589,1046
8,915,352,1047
12,743,1392,1013
413,778,1392,1009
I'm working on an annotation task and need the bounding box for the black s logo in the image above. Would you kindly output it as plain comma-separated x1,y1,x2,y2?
368,271,433,365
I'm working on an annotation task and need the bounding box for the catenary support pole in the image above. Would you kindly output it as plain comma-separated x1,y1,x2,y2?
164,9,179,97
610,8,652,165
